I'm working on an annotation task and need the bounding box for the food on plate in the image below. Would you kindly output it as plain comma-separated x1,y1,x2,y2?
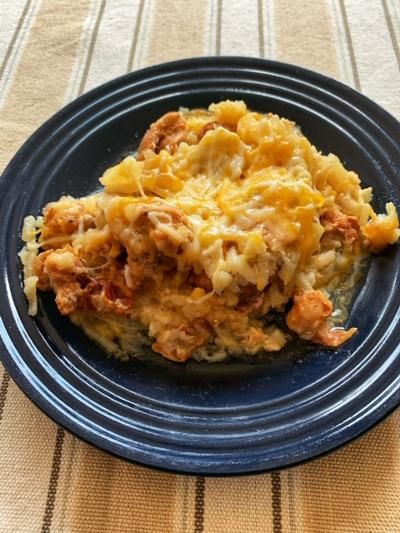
20,100,400,363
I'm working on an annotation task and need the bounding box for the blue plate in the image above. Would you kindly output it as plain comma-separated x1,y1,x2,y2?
1,57,400,475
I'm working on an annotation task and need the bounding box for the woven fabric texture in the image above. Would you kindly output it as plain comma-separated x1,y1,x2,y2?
1,0,399,531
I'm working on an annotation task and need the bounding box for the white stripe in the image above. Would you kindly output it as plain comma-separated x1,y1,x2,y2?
84,0,142,91
135,0,154,69
265,0,275,59
206,0,216,56
220,0,259,57
0,0,42,109
329,0,354,87
0,0,28,59
63,0,102,103
346,0,400,118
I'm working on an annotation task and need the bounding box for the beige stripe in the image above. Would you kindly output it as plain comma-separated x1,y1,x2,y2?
219,0,259,57
144,0,208,66
63,443,178,533
274,0,339,79
0,0,91,171
0,382,62,532
0,1,91,530
41,1,124,525
345,0,400,118
291,411,400,532
203,476,273,532
54,439,196,533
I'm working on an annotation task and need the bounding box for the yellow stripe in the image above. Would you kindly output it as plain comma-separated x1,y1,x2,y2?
0,0,91,171
203,476,274,532
63,444,178,532
274,0,339,78
0,1,91,530
0,384,64,530
291,411,400,532
144,0,208,66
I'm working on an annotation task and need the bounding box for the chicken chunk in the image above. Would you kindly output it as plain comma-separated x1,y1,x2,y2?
152,321,210,362
286,289,357,347
236,285,264,314
82,278,134,316
40,197,96,244
55,282,84,315
124,200,193,257
34,247,86,289
321,208,359,243
34,247,134,316
137,111,187,159
198,121,219,140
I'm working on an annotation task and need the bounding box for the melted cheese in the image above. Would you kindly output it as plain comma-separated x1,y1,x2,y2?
98,104,334,294
20,100,400,362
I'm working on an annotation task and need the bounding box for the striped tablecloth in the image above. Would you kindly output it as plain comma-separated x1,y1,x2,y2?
1,1,400,531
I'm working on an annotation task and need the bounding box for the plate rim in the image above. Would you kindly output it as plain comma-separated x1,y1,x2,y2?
1,56,400,475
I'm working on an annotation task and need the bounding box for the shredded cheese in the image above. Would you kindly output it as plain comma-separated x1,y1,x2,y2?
19,100,400,363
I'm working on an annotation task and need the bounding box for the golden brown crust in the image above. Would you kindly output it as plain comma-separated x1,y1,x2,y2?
137,111,187,159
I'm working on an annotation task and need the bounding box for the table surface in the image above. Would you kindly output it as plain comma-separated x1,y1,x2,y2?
1,0,400,531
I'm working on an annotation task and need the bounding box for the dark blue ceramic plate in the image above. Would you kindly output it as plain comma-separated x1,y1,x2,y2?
1,57,400,475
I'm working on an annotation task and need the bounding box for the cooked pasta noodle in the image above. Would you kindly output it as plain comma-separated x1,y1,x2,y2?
20,101,400,362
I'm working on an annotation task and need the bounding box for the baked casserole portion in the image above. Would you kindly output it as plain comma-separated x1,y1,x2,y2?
20,100,400,362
